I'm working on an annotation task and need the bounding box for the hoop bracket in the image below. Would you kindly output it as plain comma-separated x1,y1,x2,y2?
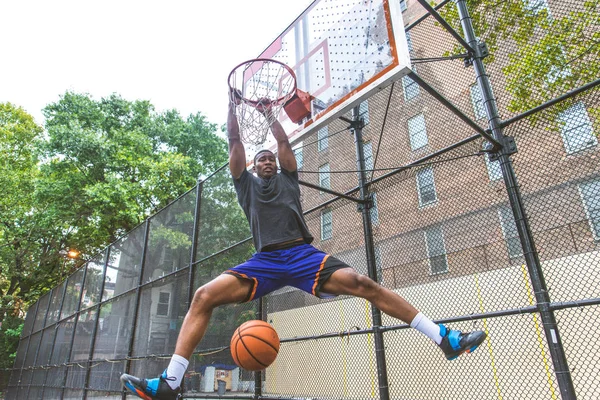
283,89,313,123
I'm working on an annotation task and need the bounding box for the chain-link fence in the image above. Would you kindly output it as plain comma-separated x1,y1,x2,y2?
4,0,599,398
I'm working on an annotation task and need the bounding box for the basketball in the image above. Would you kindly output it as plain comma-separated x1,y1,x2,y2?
230,320,280,371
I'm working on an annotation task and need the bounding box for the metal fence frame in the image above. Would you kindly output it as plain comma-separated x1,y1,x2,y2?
4,0,599,399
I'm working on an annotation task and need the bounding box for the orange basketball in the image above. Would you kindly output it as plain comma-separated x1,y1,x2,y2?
230,320,280,371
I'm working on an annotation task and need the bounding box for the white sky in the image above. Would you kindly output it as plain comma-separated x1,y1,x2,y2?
0,0,314,128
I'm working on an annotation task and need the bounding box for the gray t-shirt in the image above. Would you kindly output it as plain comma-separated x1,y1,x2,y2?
233,168,314,252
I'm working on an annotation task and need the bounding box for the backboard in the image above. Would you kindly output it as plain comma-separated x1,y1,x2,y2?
246,0,411,155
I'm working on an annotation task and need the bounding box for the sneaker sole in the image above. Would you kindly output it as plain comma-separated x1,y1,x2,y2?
122,378,154,400
446,337,485,360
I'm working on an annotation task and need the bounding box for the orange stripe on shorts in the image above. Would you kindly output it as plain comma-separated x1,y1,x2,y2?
226,270,258,302
312,254,330,296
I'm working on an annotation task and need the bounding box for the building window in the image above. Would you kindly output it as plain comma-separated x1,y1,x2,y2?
364,141,374,172
318,126,329,151
470,83,486,120
498,205,523,258
405,30,413,54
579,179,600,240
425,226,448,274
321,209,333,240
485,153,502,181
370,193,379,225
156,292,170,316
360,101,370,125
319,163,331,191
558,102,597,154
400,0,407,12
416,166,437,206
293,142,303,169
402,64,420,101
408,113,428,150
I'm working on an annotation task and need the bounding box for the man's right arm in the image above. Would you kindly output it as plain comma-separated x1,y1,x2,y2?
228,96,246,179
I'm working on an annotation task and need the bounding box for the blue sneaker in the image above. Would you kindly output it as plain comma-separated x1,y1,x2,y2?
120,370,182,400
438,325,487,360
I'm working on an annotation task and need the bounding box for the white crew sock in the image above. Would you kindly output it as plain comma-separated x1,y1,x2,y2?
410,312,443,345
165,354,189,390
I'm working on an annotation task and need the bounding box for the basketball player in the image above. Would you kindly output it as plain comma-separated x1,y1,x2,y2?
120,92,487,400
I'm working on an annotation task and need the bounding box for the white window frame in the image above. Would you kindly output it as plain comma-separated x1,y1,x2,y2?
498,205,523,258
578,179,600,240
321,209,333,240
416,166,437,206
360,101,370,125
364,141,374,173
485,153,502,181
319,163,331,192
317,126,329,151
293,142,303,169
408,113,428,150
156,291,170,316
370,192,379,226
405,30,413,53
400,0,407,12
425,226,448,275
558,102,597,154
402,64,420,101
470,83,486,120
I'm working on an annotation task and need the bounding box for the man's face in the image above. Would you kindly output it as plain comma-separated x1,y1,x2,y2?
254,151,277,178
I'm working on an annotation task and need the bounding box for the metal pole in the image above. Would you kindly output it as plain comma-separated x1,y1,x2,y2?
455,1,576,398
61,264,89,399
25,291,54,398
122,219,152,400
350,105,390,400
83,248,110,399
40,279,68,399
254,298,264,400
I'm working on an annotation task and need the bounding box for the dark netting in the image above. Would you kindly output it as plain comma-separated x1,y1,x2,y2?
20,300,37,338
132,270,189,357
45,281,66,327
71,307,98,362
80,254,106,310
93,292,137,360
63,389,85,399
23,331,42,371
197,168,251,260
32,292,50,333
103,222,146,301
12,333,29,369
87,360,126,392
45,366,67,389
144,189,196,283
37,326,56,367
51,316,76,368
41,388,62,399
60,268,85,321
65,364,86,390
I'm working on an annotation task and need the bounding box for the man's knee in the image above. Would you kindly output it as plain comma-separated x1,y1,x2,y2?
346,273,379,295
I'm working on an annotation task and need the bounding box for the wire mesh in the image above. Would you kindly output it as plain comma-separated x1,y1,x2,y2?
4,0,600,399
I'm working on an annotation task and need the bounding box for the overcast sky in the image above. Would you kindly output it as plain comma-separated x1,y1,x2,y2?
0,0,313,128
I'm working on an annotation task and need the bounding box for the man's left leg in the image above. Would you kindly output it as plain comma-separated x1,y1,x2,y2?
320,268,486,360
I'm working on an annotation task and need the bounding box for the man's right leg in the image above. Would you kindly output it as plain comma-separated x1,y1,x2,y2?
121,274,253,400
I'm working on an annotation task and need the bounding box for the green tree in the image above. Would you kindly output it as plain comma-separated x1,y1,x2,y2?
439,0,599,118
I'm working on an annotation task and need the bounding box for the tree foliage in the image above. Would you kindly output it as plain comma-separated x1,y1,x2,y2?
0,93,229,326
439,0,599,118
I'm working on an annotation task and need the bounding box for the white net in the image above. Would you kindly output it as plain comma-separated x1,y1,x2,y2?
228,59,297,145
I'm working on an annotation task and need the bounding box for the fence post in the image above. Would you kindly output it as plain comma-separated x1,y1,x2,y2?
454,1,576,398
254,298,264,400
350,105,390,400
61,262,89,399
82,248,110,399
122,219,152,400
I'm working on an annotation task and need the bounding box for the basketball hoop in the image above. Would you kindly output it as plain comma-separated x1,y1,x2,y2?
228,58,311,146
